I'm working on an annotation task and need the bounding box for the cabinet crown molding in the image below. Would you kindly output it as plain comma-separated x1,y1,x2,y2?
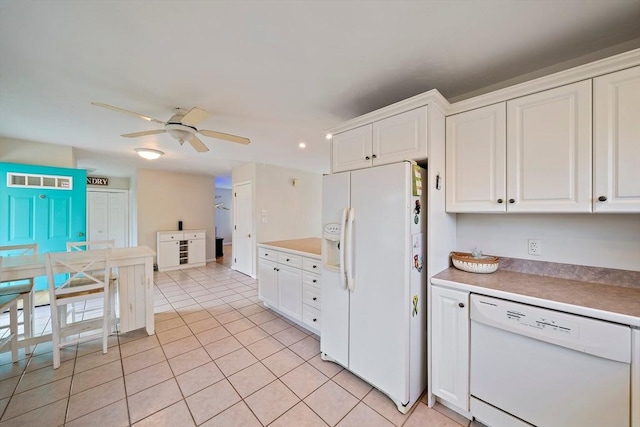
326,89,449,135
448,48,640,115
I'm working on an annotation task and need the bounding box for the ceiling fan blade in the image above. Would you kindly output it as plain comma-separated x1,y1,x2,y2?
121,129,167,138
181,107,210,126
189,135,209,152
199,129,250,145
92,102,165,125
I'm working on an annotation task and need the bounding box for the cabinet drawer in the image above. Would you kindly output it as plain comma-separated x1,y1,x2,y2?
259,248,277,260
184,231,205,239
278,253,302,268
303,272,321,289
302,305,321,330
302,285,321,309
303,257,321,273
159,232,184,242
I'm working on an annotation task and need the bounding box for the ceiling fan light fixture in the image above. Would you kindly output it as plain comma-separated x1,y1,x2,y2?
135,148,164,160
166,123,196,142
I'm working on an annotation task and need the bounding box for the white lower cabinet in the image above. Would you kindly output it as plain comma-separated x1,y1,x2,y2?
258,246,321,334
432,285,470,412
156,230,206,272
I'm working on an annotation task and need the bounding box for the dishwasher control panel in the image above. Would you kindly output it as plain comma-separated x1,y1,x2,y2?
470,294,631,363
504,307,579,338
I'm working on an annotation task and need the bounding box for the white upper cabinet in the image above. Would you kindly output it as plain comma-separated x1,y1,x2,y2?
331,107,427,173
372,106,427,167
331,124,372,173
506,80,592,212
446,103,506,212
447,81,592,213
593,66,640,213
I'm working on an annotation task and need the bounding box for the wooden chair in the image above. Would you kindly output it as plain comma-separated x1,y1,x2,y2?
0,257,21,363
66,240,118,329
45,249,112,369
0,243,38,354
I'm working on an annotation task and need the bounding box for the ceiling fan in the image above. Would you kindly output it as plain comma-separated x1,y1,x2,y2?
92,102,250,152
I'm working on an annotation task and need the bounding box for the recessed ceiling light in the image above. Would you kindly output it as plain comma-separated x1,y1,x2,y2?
135,148,164,160
298,142,306,148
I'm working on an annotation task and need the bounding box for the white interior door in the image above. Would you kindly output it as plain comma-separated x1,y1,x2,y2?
233,181,253,277
88,190,128,247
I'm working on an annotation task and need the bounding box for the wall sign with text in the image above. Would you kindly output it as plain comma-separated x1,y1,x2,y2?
87,176,109,186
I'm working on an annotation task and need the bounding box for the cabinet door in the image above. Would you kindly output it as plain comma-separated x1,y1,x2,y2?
258,258,278,307
432,286,469,411
331,125,372,173
188,238,206,264
277,264,302,320
372,106,427,167
594,66,640,213
507,80,592,212
446,103,506,212
158,240,180,269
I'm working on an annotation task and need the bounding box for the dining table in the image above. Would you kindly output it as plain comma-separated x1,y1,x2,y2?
1,246,156,349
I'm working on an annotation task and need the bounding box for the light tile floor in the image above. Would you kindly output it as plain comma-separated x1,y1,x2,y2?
1,260,477,426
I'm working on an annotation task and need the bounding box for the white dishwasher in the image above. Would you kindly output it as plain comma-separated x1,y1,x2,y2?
470,294,631,427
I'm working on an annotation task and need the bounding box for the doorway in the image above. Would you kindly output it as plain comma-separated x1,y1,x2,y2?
233,181,253,277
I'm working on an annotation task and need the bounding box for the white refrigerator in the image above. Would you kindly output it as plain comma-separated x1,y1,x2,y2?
321,161,427,413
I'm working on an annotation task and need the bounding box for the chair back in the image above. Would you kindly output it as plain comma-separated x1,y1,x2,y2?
45,249,112,299
0,243,38,257
67,240,115,252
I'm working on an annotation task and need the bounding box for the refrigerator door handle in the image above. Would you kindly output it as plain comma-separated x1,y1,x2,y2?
346,207,355,293
340,207,348,290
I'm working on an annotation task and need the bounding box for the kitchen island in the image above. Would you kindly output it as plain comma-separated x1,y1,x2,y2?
257,238,322,334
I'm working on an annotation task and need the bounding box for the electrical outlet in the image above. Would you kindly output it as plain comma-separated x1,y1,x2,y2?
528,239,541,255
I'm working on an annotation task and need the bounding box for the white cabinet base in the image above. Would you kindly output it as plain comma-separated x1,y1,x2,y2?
157,230,206,272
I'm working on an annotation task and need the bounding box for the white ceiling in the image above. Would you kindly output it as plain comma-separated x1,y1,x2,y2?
1,1,639,180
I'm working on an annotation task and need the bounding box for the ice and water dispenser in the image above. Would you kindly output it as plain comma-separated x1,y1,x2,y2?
322,223,341,271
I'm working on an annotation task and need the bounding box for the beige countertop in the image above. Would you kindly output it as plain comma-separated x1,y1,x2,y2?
258,237,322,257
433,267,640,327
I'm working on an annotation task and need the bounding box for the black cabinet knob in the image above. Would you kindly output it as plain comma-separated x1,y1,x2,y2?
508,199,515,204
365,156,370,160
286,258,290,261
598,196,607,202
313,318,317,322
273,267,277,271
372,154,377,159
312,265,317,269
312,279,317,283
497,199,503,204
458,302,465,308
313,297,317,301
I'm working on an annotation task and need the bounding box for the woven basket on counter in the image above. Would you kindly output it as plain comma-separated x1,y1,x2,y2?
450,251,499,274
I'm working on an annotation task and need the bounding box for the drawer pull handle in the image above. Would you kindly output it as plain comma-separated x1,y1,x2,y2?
312,279,317,283
286,258,290,262
313,318,317,322
313,297,317,301
508,198,515,204
312,265,317,268
598,195,607,202
458,302,465,308
497,199,503,204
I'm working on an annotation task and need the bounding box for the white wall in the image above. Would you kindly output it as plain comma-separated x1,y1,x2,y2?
0,137,76,167
215,188,233,243
456,214,640,271
255,163,322,243
137,169,216,262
